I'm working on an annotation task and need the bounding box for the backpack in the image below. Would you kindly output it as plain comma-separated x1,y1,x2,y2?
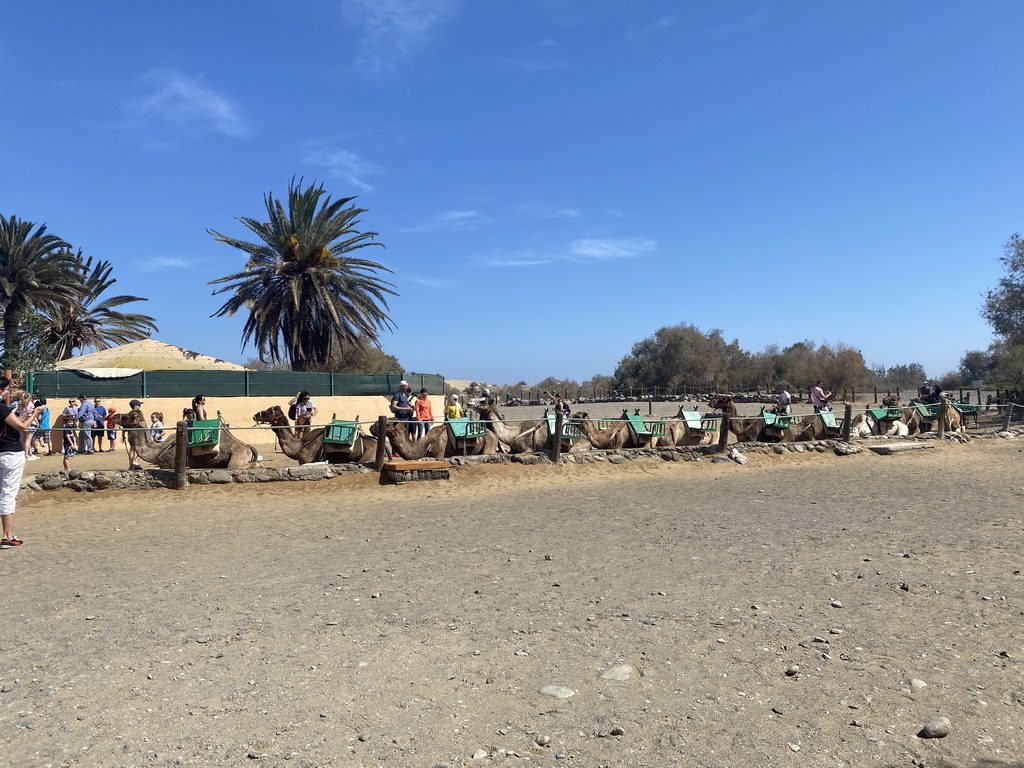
288,403,298,420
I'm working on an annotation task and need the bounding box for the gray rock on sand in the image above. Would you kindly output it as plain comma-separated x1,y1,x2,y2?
538,685,576,699
599,663,635,681
919,716,951,738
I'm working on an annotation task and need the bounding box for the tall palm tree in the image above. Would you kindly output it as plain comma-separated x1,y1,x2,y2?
207,179,397,371
0,215,84,366
40,253,159,359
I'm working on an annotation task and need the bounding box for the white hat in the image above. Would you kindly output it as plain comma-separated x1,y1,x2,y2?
482,388,490,395
450,394,459,402
399,380,409,387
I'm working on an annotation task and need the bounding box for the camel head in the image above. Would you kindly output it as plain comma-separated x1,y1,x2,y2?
120,411,144,428
570,411,589,420
253,405,286,425
709,396,736,414
476,402,501,420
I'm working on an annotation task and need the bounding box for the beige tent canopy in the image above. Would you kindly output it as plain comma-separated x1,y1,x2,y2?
53,339,247,377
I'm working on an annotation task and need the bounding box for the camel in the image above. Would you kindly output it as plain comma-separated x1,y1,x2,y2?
119,411,260,469
659,409,720,447
904,400,963,435
252,405,377,464
710,396,831,443
709,396,771,442
372,419,499,459
572,412,633,450
475,404,551,453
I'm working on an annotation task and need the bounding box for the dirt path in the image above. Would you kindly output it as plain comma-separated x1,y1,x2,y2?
2,437,1022,766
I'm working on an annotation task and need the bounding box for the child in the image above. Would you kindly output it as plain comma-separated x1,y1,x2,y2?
61,413,77,470
31,398,51,456
104,404,118,452
150,412,165,442
13,392,37,459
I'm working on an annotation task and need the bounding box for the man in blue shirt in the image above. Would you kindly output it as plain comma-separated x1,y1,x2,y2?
390,380,417,438
75,393,98,454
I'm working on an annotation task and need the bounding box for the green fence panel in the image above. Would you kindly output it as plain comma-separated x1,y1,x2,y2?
30,370,446,399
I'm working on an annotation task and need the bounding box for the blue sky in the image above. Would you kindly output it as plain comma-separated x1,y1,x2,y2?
2,1,1020,384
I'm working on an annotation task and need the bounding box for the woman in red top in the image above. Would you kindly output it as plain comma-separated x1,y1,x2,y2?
414,388,434,440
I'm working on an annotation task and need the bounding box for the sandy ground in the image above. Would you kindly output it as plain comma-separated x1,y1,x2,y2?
2,431,1022,767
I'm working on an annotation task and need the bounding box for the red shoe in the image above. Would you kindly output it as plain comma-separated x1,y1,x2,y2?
0,536,23,549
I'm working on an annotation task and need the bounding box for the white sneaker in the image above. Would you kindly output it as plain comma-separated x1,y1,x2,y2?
26,455,39,461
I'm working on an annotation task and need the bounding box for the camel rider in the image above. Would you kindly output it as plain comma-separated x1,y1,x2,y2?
390,380,417,436
775,385,792,415
445,394,463,420
476,388,496,422
550,391,571,417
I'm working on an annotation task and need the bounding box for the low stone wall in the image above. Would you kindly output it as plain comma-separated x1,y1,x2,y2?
25,462,372,494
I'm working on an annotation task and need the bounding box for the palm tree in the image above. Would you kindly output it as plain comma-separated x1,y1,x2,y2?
39,253,159,359
0,215,84,366
207,179,397,371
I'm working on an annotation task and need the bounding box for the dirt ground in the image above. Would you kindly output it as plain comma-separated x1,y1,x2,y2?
1,434,1022,767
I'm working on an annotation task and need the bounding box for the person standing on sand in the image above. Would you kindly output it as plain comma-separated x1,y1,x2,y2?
76,393,98,454
0,375,47,549
776,385,792,415
390,381,417,437
92,396,108,453
125,399,144,470
60,412,76,470
288,390,318,437
811,380,832,413
104,403,118,452
32,397,52,456
414,388,434,439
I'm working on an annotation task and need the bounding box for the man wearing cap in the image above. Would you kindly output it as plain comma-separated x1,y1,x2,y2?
75,393,98,454
390,381,417,437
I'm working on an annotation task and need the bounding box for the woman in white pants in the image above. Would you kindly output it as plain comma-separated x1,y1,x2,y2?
0,376,45,549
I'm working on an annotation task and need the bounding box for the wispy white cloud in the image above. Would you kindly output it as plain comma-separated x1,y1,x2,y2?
488,256,554,268
624,15,676,46
303,144,379,192
500,57,570,72
570,237,656,262
714,12,764,36
343,0,460,74
403,274,461,290
132,70,249,138
484,237,656,268
139,256,191,272
518,205,580,220
402,210,479,233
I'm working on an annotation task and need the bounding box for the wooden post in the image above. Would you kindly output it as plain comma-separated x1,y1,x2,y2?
1002,403,1012,431
173,421,188,491
374,415,388,469
938,398,947,439
896,386,901,402
717,412,730,453
874,387,878,404
552,411,564,466
648,398,653,416
842,404,852,442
